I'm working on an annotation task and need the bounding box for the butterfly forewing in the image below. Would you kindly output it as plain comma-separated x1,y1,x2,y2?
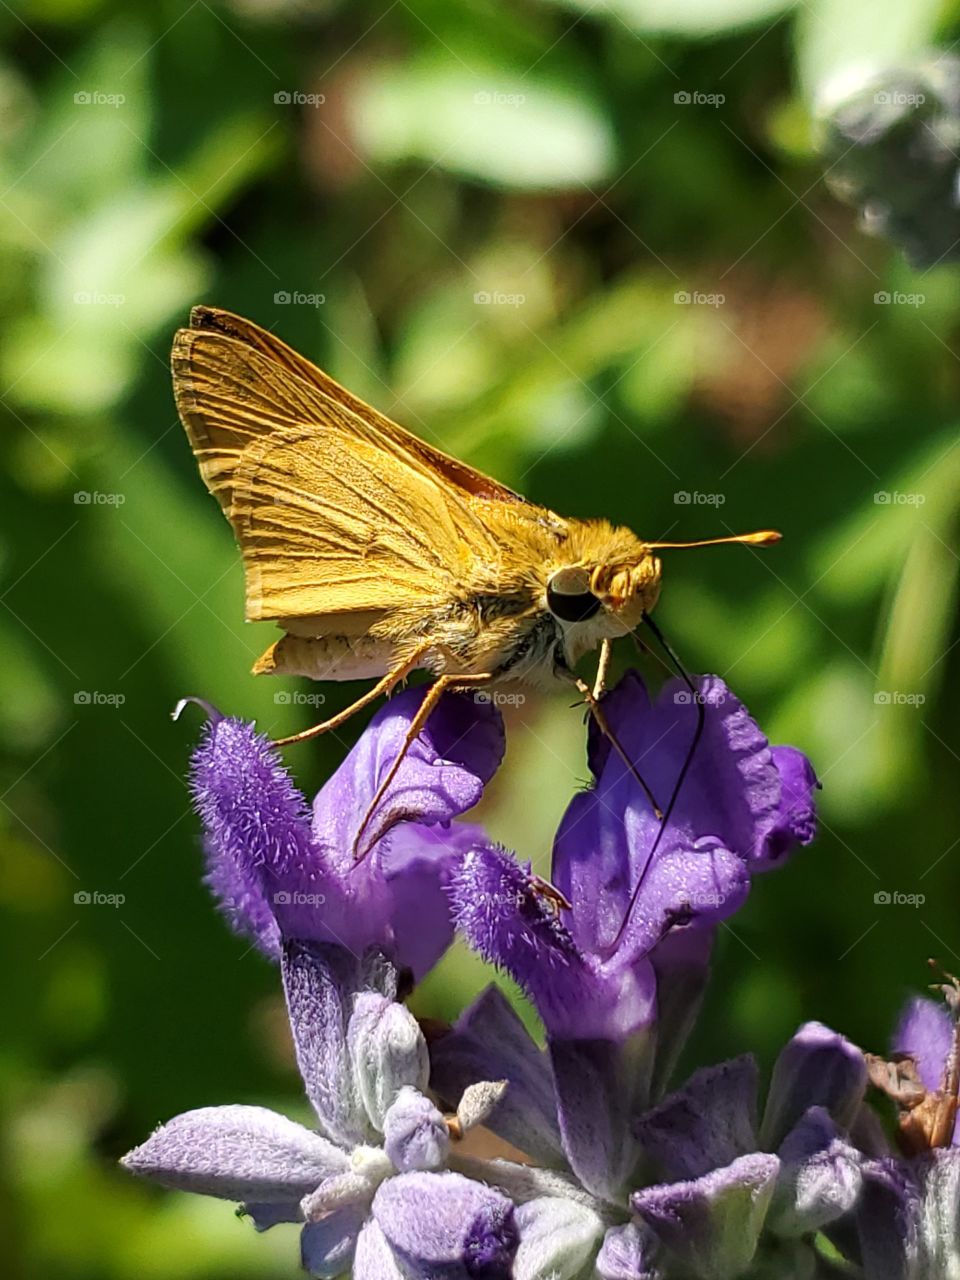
185,307,527,505
174,322,509,624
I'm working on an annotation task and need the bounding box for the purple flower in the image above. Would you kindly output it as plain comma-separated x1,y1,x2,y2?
189,687,504,979
123,941,518,1279
139,664,845,1276
444,674,816,1206
435,1000,864,1272
450,672,817,1041
622,1031,869,1276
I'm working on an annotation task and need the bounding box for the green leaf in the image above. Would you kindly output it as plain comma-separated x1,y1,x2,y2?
798,0,945,106
348,54,614,189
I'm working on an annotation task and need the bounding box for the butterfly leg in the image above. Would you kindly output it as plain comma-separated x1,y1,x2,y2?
352,671,494,859
592,637,613,700
272,644,434,747
575,677,664,820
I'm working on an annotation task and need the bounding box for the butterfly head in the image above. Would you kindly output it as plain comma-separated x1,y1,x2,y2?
544,526,661,662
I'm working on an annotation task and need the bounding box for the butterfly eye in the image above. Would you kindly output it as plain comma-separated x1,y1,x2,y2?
546,568,603,623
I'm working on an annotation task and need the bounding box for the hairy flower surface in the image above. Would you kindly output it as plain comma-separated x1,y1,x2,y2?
189,688,504,977
123,940,518,1279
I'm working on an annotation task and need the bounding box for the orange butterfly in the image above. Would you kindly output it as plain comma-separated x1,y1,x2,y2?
174,306,779,852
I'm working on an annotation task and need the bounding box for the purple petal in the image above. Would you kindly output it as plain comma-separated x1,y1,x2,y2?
632,1153,779,1279
855,1157,921,1279
634,1055,758,1182
759,746,819,870
771,1107,862,1238
281,940,369,1145
761,1022,867,1149
616,840,751,958
513,1197,605,1280
379,822,486,982
382,1087,449,1173
552,672,817,962
301,1202,367,1278
595,1223,664,1280
430,985,564,1167
550,1038,648,1203
373,1171,519,1280
648,928,713,1098
121,1105,346,1201
893,996,952,1093
242,1201,303,1230
312,688,504,863
190,717,311,957
305,688,504,978
189,719,373,957
354,1220,405,1280
450,845,656,1040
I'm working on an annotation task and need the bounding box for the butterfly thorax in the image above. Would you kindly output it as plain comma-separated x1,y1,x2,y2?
378,514,663,687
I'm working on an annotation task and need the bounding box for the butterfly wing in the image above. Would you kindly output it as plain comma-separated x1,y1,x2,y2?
186,306,527,505
172,319,509,626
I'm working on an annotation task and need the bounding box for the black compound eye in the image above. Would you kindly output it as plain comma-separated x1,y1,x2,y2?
547,587,602,622
547,569,603,623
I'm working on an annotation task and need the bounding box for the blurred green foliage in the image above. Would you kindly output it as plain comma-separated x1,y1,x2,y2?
2,0,960,1275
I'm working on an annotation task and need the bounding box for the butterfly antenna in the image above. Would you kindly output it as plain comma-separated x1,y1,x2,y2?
646,530,781,550
608,614,705,955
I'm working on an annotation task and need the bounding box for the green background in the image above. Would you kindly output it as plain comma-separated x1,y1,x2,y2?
2,0,959,1274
